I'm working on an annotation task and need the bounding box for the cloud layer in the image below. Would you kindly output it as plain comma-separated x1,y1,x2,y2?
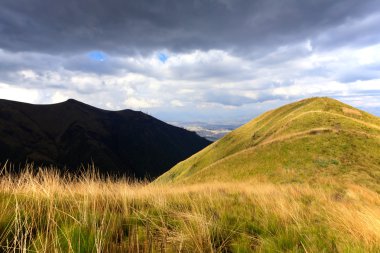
0,0,380,123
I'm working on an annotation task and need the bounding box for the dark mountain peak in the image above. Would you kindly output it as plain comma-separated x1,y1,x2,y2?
60,98,96,109
64,98,80,104
0,99,211,179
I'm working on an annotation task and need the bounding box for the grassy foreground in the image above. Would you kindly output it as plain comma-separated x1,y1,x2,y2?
0,166,379,252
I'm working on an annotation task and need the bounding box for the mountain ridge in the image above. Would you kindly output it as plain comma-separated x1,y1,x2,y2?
0,98,211,178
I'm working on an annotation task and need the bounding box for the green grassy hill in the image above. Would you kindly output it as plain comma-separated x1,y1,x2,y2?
156,97,380,191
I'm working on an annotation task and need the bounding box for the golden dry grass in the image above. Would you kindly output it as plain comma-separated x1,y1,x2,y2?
0,165,379,252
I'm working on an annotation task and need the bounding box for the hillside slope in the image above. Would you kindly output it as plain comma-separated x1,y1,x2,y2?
0,99,210,178
156,97,380,190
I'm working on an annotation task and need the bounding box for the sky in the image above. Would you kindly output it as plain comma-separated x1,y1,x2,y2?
0,0,380,124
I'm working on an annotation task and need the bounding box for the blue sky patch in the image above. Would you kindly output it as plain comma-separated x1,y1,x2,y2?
88,51,107,61
158,53,168,63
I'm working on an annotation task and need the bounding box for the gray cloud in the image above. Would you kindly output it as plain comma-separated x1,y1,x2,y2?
204,92,256,106
0,0,378,55
1,0,380,123
338,68,380,83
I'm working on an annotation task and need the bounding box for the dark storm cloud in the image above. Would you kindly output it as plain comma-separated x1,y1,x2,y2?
1,0,379,55
314,11,380,51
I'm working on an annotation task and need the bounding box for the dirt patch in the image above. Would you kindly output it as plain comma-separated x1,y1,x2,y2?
342,107,362,116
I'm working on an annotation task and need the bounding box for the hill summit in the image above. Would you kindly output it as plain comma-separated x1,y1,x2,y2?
0,99,210,178
157,97,380,191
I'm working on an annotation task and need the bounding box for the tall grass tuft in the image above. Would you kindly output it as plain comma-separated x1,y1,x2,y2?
0,163,379,252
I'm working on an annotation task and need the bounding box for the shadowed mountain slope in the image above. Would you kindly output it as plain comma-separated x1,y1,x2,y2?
0,99,211,178
156,97,380,191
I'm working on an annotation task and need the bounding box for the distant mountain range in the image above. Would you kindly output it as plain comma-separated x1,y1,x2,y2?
0,99,211,178
157,97,380,192
170,122,240,141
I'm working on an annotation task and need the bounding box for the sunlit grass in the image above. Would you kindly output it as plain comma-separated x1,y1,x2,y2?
157,97,380,190
0,165,379,252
